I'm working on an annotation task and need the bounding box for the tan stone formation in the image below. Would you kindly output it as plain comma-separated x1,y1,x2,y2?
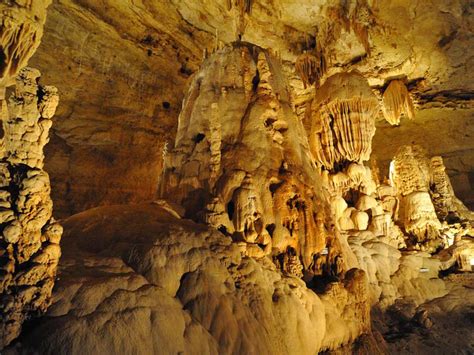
0,1,59,348
8,0,468,217
161,43,329,271
12,204,384,354
6,43,468,352
0,1,472,352
390,145,442,249
295,50,325,89
0,67,61,348
308,72,378,172
382,79,415,125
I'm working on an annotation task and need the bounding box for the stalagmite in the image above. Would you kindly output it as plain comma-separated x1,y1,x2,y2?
0,0,59,348
161,43,325,268
391,145,442,249
382,79,415,125
429,156,461,221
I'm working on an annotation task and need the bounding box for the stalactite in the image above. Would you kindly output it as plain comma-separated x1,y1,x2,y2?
295,50,326,89
382,79,415,125
350,1,372,54
323,0,373,56
308,72,379,171
227,0,253,38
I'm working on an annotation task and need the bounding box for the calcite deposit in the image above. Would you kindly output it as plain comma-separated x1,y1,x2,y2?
161,44,324,270
1,0,474,354
382,79,415,126
0,0,51,89
307,72,378,171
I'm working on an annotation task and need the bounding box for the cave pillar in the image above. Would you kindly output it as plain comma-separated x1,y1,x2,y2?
0,0,60,348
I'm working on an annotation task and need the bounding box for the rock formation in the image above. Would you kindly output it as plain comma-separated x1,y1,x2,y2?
0,0,59,348
0,1,473,353
0,67,61,348
307,72,378,172
382,79,415,126
0,0,51,89
161,43,325,271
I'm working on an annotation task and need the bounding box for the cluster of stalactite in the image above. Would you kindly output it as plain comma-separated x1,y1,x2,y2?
226,0,253,38
295,47,326,89
0,1,51,88
308,72,378,172
324,0,373,55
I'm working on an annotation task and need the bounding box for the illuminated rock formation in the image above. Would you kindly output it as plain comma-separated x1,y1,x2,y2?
0,68,61,348
0,1,59,348
161,43,325,270
15,203,381,354
0,2,472,352
390,145,442,249
382,79,415,125
0,0,51,89
307,72,378,172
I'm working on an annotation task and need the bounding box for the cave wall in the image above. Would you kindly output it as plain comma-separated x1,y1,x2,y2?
28,0,474,217
28,0,212,217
